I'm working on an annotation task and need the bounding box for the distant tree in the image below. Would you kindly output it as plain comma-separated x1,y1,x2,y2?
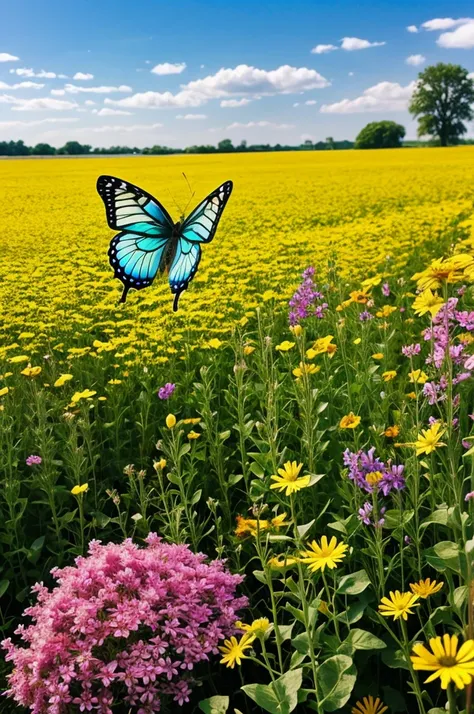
355,121,406,149
409,63,474,146
217,138,234,152
325,136,335,150
31,143,56,155
301,139,313,150
59,141,91,155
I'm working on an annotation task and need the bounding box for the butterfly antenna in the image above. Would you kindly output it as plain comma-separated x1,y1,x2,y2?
181,172,196,217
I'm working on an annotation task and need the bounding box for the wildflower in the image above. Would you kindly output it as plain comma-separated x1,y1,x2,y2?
359,310,373,321
270,513,291,528
409,369,428,384
406,391,417,399
349,288,370,304
289,267,328,325
158,382,176,400
8,355,29,364
299,536,348,572
378,591,419,620
0,386,9,397
108,378,122,385
275,340,295,352
352,696,388,714
412,257,465,291
219,633,255,668
382,282,390,297
410,578,443,598
270,461,310,496
268,555,299,570
54,374,73,387
293,362,320,379
26,455,42,466
402,343,421,357
235,516,268,538
353,337,362,345
384,425,400,438
237,618,271,637
182,417,201,425
154,458,167,471
415,422,446,456
70,389,96,404
371,353,384,360
340,412,361,429
308,335,337,357
71,483,89,495
382,370,397,382
376,305,398,318
20,366,42,378
165,413,177,429
187,430,200,440
207,338,223,349
358,502,374,525
243,345,255,355
465,491,474,502
290,324,303,336
411,634,474,690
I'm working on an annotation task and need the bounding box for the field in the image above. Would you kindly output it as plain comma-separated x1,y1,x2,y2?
2,147,474,714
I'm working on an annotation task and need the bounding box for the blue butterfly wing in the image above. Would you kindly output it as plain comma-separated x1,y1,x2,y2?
170,181,233,310
97,175,174,302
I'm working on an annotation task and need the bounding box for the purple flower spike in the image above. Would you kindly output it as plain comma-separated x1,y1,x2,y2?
26,455,42,467
158,383,176,400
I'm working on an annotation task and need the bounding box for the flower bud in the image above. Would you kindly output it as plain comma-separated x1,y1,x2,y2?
165,413,177,429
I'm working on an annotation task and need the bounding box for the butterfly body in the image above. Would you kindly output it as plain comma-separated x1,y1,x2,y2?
97,176,232,311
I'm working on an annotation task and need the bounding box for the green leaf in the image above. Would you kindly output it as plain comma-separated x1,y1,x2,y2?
0,580,9,598
346,628,386,651
307,474,325,487
275,622,294,642
381,647,409,671
178,442,191,458
383,509,414,529
316,655,356,711
297,520,315,539
382,685,406,712
30,536,45,552
337,570,370,595
425,541,461,574
421,507,449,528
191,489,202,505
198,696,229,714
453,585,467,609
242,669,302,714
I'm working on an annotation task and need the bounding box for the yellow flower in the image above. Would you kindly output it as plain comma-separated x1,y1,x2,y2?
309,335,337,357
376,305,398,318
292,362,320,379
384,425,400,438
406,391,417,400
239,316,248,326
54,374,73,387
182,417,201,425
371,353,384,360
70,389,97,404
362,275,382,288
165,413,177,429
340,412,361,429
243,345,255,355
219,633,255,668
353,337,362,345
412,257,465,291
235,515,272,538
318,601,331,616
21,366,42,378
351,695,388,714
378,591,419,620
8,355,29,364
237,618,271,637
349,288,370,304
382,370,397,382
411,634,474,690
187,430,200,440
275,340,295,352
270,513,291,528
108,378,122,385
290,324,303,336
299,536,348,573
207,338,223,349
365,471,383,486
410,578,444,599
270,461,310,496
0,386,9,397
268,555,299,570
409,369,428,384
415,422,446,455
71,483,89,495
154,458,167,471
412,289,444,318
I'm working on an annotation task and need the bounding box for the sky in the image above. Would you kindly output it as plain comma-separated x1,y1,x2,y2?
1,0,474,148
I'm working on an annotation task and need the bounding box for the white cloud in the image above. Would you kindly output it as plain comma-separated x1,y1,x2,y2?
151,62,186,75
5,96,80,112
311,44,338,54
176,113,207,119
220,98,252,107
305,99,317,105
320,80,416,114
70,122,164,134
226,120,294,129
437,21,474,49
0,117,79,128
10,67,58,78
52,83,132,95
84,100,96,106
0,81,45,90
422,17,472,31
0,53,19,62
73,72,94,80
96,108,133,116
105,89,205,108
469,72,474,80
406,54,426,66
407,25,419,33
340,37,386,51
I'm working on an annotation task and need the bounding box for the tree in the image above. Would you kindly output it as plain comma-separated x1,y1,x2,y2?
217,138,234,152
355,121,405,149
409,63,474,146
325,136,335,150
31,143,56,155
59,141,91,155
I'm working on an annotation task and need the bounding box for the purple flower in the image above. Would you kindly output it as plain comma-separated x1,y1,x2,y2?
402,343,421,358
462,440,471,449
158,383,176,400
26,455,42,467
382,282,390,297
404,535,412,545
359,310,373,322
358,502,373,525
466,491,474,502
343,447,405,495
288,267,328,326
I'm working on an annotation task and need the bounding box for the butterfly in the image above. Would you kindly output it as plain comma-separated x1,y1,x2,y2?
97,175,233,311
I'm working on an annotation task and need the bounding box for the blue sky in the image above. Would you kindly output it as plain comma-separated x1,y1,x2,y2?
1,0,474,147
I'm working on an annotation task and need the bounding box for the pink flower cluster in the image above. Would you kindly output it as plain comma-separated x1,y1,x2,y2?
2,535,247,714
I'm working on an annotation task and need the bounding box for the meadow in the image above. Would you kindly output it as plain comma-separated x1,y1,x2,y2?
2,147,474,714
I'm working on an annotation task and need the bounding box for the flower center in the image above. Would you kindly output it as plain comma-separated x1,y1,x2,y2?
365,471,383,486
438,655,458,667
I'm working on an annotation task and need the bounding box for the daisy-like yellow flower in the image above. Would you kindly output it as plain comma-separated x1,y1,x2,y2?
243,345,255,356
70,389,96,404
376,305,398,318
382,370,397,382
409,369,428,384
308,335,337,358
411,634,474,690
108,378,122,385
406,391,417,400
54,373,73,388
351,695,388,714
371,353,384,360
384,425,400,438
270,513,291,528
0,386,9,397
299,536,348,573
165,413,177,429
415,422,446,456
349,288,370,304
71,483,89,495
207,338,223,349
237,618,271,637
219,633,255,668
410,578,444,598
270,461,310,496
8,355,29,364
340,412,361,429
267,555,299,570
290,324,303,336
412,288,444,318
412,257,465,292
362,275,382,289
234,516,269,538
187,430,200,440
21,366,42,378
292,362,320,379
275,340,295,352
182,417,201,425
378,591,419,620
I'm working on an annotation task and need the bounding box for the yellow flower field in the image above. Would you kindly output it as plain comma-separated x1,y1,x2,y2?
1,147,474,366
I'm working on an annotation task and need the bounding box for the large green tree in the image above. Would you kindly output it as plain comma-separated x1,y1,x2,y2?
409,63,474,147
355,121,406,149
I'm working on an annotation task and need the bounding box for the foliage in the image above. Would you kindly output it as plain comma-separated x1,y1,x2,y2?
409,63,474,147
355,121,406,150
